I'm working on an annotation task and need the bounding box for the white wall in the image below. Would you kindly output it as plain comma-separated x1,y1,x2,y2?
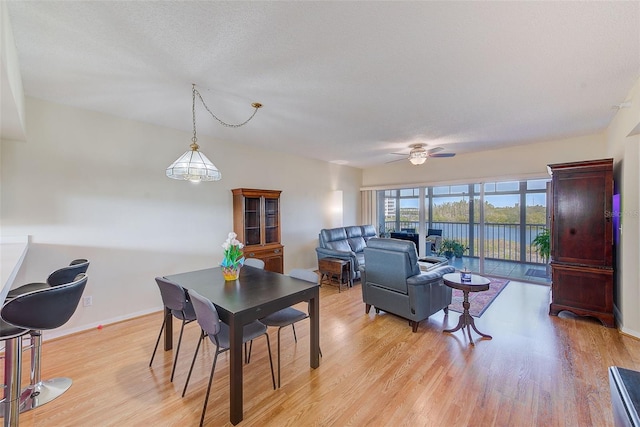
0,97,362,338
362,134,607,188
0,1,26,141
607,77,640,337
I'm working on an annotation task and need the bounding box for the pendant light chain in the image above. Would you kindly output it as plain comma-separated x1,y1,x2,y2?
193,86,262,128
167,83,261,182
191,84,198,146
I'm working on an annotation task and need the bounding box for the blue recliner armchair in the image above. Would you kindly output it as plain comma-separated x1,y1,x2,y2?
360,237,455,332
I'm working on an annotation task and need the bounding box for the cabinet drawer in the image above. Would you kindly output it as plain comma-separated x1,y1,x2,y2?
245,247,282,258
551,264,613,313
245,245,284,274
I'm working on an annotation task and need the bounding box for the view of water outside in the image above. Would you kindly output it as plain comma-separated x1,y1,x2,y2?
379,179,550,265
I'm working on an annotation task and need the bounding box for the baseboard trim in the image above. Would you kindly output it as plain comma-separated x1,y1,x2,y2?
42,305,164,342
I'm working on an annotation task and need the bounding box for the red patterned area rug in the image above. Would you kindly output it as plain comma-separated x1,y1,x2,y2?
448,277,510,317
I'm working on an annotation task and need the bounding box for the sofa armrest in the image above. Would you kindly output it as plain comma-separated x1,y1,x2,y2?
316,247,357,262
407,268,454,320
406,266,455,286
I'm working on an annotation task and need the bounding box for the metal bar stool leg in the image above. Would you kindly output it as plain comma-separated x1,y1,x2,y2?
28,332,41,389
17,332,38,410
19,330,72,412
4,335,23,427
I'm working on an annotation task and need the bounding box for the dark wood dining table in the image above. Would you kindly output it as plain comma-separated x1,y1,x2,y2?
163,266,320,425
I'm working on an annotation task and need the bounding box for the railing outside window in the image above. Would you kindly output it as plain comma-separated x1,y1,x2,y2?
383,221,548,263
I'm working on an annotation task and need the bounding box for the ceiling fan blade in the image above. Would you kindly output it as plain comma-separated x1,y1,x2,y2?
430,153,456,158
426,147,444,155
385,157,407,164
390,152,407,156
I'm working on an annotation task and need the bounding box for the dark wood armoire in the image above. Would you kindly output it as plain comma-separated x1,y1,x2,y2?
548,158,614,327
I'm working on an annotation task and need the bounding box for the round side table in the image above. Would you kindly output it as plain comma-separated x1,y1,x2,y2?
442,273,492,345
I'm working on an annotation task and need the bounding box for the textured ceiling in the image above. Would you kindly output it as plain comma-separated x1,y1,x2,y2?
5,1,640,168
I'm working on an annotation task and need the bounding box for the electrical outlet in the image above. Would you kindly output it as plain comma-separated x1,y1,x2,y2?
83,296,93,307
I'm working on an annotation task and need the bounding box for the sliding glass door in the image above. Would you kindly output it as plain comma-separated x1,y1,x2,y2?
376,178,550,283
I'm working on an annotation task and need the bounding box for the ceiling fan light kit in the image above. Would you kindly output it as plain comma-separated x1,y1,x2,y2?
387,143,455,165
166,84,262,183
408,145,428,165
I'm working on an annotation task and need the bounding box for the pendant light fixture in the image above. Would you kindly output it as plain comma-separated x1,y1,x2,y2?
166,84,262,182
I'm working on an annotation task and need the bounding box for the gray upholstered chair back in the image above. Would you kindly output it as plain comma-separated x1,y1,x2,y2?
155,277,195,321
363,238,421,293
289,268,318,284
244,258,265,269
187,289,222,341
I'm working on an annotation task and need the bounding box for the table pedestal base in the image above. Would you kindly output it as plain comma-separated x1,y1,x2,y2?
443,290,492,345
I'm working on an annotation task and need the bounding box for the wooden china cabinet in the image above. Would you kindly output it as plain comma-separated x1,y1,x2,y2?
232,188,284,273
548,158,614,327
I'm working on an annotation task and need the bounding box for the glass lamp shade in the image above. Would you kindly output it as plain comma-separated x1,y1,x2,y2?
166,147,222,182
409,156,427,165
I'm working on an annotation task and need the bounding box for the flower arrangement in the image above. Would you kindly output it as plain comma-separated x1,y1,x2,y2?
221,232,244,280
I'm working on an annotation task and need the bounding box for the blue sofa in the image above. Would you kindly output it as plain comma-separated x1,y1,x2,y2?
315,225,377,282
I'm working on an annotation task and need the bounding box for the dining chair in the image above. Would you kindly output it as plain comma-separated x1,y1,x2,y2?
1,274,88,415
249,268,319,388
149,277,197,382
4,259,90,413
243,258,265,269
181,289,275,427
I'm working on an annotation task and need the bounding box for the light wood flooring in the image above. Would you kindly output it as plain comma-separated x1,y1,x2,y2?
10,279,640,426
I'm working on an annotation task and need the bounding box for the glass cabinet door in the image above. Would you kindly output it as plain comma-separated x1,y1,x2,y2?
244,197,261,246
264,197,279,244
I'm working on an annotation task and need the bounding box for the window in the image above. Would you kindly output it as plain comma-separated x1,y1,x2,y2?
377,188,420,234
377,178,550,265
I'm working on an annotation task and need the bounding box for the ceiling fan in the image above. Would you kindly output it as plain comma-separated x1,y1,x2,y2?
388,143,456,165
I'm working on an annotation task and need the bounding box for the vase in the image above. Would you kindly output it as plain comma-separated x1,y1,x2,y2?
222,266,240,281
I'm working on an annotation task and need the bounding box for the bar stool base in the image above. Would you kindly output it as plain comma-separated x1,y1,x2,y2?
19,378,72,412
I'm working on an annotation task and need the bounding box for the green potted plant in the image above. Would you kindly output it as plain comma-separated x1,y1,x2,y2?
453,241,468,258
532,228,550,265
440,239,467,259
